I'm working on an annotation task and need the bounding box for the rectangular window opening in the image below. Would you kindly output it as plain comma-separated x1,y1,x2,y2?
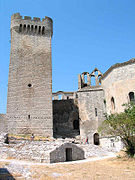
95,108,97,117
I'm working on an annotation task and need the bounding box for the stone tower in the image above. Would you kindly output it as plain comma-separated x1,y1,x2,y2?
7,13,53,136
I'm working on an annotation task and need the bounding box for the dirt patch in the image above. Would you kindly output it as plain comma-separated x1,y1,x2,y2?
0,155,135,180
30,157,135,180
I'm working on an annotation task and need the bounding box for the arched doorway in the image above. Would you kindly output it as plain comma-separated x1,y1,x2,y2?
73,120,79,130
94,133,100,145
129,92,134,102
111,97,115,110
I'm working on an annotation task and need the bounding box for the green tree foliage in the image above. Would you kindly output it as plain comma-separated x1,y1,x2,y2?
99,103,135,157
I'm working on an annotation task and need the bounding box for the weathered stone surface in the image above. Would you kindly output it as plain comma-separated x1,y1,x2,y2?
53,99,79,138
102,59,135,114
0,138,115,163
77,86,106,142
0,114,7,133
6,13,53,136
5,163,31,179
100,136,124,152
50,143,84,163
0,133,8,143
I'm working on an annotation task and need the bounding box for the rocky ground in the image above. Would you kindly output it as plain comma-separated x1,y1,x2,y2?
0,134,122,179
0,154,135,180
0,136,115,163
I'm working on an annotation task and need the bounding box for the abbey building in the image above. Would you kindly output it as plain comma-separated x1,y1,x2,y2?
0,13,135,145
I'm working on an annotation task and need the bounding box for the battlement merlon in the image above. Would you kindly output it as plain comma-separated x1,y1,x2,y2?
11,13,53,37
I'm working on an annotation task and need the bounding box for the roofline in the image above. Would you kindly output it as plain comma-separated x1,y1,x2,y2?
101,58,135,80
52,91,74,95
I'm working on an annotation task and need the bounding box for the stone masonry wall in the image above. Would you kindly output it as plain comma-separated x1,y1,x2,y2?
0,139,113,163
100,136,124,152
0,114,7,133
77,87,106,143
102,62,135,114
50,143,84,163
6,13,53,136
53,99,79,138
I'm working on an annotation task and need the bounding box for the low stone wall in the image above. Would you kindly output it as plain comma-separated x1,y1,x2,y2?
100,136,124,152
0,139,83,163
0,138,115,163
0,140,53,163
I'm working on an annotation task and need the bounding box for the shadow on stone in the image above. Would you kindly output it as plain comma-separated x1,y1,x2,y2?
53,99,80,138
0,168,15,180
50,143,85,163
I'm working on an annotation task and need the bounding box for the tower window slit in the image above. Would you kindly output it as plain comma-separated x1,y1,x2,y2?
95,108,97,117
23,24,26,32
42,26,45,35
38,26,41,34
31,25,34,32
27,25,30,32
111,97,115,110
19,24,22,32
35,25,37,33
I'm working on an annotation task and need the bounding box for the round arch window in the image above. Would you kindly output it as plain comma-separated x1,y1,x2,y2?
111,97,115,110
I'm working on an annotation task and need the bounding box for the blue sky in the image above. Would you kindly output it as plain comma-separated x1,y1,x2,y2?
0,0,135,113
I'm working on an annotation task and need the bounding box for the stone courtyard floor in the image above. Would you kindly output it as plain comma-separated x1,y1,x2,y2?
0,153,135,180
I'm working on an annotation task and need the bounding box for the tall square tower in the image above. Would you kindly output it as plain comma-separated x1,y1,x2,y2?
7,13,53,136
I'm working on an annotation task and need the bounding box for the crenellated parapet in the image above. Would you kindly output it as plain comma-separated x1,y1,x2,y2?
11,13,53,37
78,68,103,89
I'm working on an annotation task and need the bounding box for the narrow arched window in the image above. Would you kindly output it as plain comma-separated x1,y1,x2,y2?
31,25,34,32
98,75,101,85
19,24,22,32
35,25,37,33
27,25,30,32
84,74,87,83
111,97,115,110
42,26,45,35
129,92,134,102
23,24,26,32
95,108,97,117
94,133,100,145
38,26,41,34
91,76,96,86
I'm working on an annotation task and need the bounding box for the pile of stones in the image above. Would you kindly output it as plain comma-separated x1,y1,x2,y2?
0,134,115,163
